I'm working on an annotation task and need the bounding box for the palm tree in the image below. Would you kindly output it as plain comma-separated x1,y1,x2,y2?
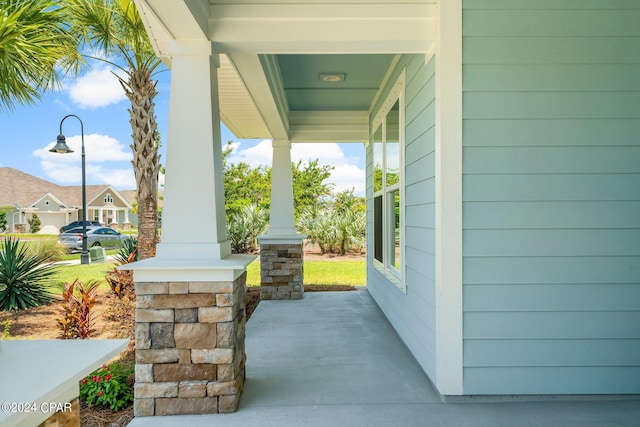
64,0,163,259
0,0,77,111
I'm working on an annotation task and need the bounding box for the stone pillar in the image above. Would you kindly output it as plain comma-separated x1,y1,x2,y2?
134,271,248,416
121,40,255,417
259,140,305,300
259,241,304,300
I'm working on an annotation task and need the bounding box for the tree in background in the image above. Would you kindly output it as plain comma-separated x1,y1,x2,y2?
291,159,334,219
0,0,78,111
27,213,41,234
223,143,271,218
297,189,366,255
227,204,268,254
0,210,7,233
223,142,338,254
65,0,163,259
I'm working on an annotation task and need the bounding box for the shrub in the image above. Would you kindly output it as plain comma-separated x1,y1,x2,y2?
1,320,11,339
28,214,41,233
80,361,134,412
0,210,7,233
0,237,57,311
227,204,268,254
26,239,65,262
297,191,365,255
105,237,136,337
105,236,136,300
58,279,100,339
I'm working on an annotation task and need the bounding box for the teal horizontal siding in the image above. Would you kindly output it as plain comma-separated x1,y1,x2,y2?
464,257,640,285
464,64,640,92
464,229,640,257
464,146,640,173
464,119,640,147
462,1,640,396
367,54,437,383
465,339,640,367
465,284,640,312
463,174,640,202
464,312,640,340
464,10,640,37
406,127,434,162
405,178,435,206
464,367,640,395
464,0,640,10
464,92,640,119
463,201,640,229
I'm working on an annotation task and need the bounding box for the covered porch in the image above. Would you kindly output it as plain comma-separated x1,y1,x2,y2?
128,291,640,426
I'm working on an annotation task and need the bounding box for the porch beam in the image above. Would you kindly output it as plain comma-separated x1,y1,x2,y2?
209,3,436,54
288,111,369,143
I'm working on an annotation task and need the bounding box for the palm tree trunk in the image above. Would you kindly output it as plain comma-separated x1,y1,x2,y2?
120,68,159,260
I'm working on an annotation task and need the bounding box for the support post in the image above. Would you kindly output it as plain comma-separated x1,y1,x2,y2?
121,40,254,416
259,140,305,300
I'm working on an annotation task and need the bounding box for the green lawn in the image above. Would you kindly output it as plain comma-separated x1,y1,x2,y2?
49,262,116,291
245,260,366,287
47,259,366,292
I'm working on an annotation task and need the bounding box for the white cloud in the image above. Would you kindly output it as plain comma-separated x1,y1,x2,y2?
67,67,127,109
229,140,366,195
227,139,272,168
33,133,135,188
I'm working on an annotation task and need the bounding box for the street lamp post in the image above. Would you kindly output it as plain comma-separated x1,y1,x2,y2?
50,114,90,265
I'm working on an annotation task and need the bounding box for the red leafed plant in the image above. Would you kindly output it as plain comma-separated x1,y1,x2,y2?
58,279,100,339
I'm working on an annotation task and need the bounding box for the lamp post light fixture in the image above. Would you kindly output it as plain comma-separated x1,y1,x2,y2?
50,114,90,265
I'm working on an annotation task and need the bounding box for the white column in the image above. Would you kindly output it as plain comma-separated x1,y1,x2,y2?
154,40,230,260
124,209,130,224
435,0,463,395
111,209,118,225
99,208,104,224
264,140,299,238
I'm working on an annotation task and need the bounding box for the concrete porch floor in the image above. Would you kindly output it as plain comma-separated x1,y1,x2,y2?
128,291,640,427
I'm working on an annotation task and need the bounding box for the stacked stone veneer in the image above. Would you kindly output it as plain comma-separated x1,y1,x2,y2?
134,272,247,416
260,243,304,300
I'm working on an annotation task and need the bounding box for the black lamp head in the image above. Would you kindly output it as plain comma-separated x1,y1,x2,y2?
49,134,74,154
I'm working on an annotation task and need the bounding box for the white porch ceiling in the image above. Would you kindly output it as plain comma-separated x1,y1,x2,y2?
134,0,437,142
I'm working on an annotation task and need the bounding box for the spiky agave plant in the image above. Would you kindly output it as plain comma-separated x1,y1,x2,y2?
0,237,57,311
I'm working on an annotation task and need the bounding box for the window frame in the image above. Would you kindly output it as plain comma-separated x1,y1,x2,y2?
371,71,406,292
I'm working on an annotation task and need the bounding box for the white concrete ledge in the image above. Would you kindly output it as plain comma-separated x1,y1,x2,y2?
119,254,257,282
258,234,306,245
0,339,129,427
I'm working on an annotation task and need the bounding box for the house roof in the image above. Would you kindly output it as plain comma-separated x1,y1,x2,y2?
134,0,436,143
0,167,133,209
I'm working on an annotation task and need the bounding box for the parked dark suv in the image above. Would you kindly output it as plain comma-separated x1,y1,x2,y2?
59,220,101,233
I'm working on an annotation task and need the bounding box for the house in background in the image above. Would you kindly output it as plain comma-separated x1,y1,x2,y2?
126,0,640,417
0,167,135,233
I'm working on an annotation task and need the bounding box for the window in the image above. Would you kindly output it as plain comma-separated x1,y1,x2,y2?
104,193,113,203
371,72,404,290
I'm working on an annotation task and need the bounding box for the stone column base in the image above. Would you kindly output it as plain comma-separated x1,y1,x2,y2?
260,243,304,300
133,273,247,416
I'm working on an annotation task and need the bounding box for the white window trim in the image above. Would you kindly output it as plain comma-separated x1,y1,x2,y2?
372,70,406,293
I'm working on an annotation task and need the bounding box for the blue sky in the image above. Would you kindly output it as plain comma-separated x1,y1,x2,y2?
0,63,366,195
